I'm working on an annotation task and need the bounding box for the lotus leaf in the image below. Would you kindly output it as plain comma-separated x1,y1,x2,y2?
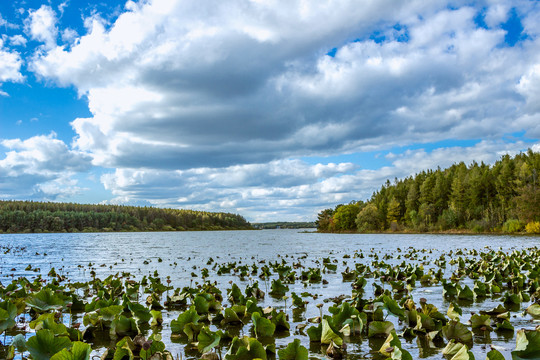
0,301,17,333
442,320,473,344
269,279,289,298
321,318,343,346
270,310,290,331
415,313,437,332
26,329,72,360
252,312,276,338
30,313,69,336
9,333,28,353
486,349,505,360
194,294,211,314
222,307,244,325
450,344,474,360
512,328,540,359
307,323,322,342
226,336,267,360
150,310,163,327
503,292,521,306
26,288,66,312
277,338,308,360
98,305,124,322
447,303,462,321
111,315,139,337
127,301,152,324
495,319,514,332
183,322,203,341
198,326,222,353
139,334,168,360
49,341,92,360
170,306,199,334
480,304,507,317
469,314,492,330
378,330,412,360
368,320,394,338
382,295,405,319
526,304,540,318
328,302,363,333
442,340,466,356
112,336,136,360
228,283,245,304
457,285,475,301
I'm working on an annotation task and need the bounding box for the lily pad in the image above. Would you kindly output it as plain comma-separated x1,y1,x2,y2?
198,326,222,353
252,312,276,338
277,338,308,360
50,341,92,360
368,321,395,338
26,329,72,360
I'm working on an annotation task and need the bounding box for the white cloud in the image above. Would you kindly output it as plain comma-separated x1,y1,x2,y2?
9,35,27,47
98,140,534,221
8,0,539,219
0,133,92,200
0,39,23,95
24,5,58,49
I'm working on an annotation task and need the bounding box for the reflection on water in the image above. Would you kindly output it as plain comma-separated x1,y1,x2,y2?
0,230,539,359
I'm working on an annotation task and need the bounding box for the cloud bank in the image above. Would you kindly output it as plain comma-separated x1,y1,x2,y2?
1,0,540,220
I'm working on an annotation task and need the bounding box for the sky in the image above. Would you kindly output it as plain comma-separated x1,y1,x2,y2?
1,0,540,222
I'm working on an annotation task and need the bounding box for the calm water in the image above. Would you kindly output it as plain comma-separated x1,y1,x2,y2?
1,230,539,359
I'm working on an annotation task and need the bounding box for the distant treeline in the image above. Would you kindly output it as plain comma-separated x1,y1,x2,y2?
317,149,540,234
0,201,252,233
252,222,316,229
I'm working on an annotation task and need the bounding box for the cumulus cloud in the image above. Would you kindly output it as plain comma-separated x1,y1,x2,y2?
98,140,533,221
0,38,24,95
24,5,58,49
26,1,538,172
0,133,93,200
6,0,539,219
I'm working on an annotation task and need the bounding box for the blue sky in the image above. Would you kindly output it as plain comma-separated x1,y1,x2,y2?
1,0,540,222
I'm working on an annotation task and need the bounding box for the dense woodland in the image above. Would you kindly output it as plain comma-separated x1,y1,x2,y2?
0,201,252,233
317,149,540,234
252,221,316,229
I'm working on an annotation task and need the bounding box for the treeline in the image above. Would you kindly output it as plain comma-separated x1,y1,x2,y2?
317,149,540,234
0,201,252,233
252,222,316,229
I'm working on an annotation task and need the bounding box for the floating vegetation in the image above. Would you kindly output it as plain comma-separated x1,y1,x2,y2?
1,239,540,359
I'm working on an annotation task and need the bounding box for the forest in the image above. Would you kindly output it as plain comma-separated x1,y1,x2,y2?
317,149,540,234
0,201,252,233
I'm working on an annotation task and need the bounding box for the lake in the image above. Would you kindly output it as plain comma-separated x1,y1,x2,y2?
1,230,539,359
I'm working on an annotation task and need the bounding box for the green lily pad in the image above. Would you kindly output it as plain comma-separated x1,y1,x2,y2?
486,349,505,360
0,301,17,333
379,330,412,360
50,341,92,360
442,320,473,344
252,312,276,338
227,336,267,360
526,304,540,318
512,328,540,359
368,321,394,338
26,329,72,360
111,315,139,337
171,306,200,334
450,344,474,360
321,318,342,346
447,302,462,321
469,314,492,330
278,338,308,360
198,326,222,353
26,288,66,312
442,339,466,357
